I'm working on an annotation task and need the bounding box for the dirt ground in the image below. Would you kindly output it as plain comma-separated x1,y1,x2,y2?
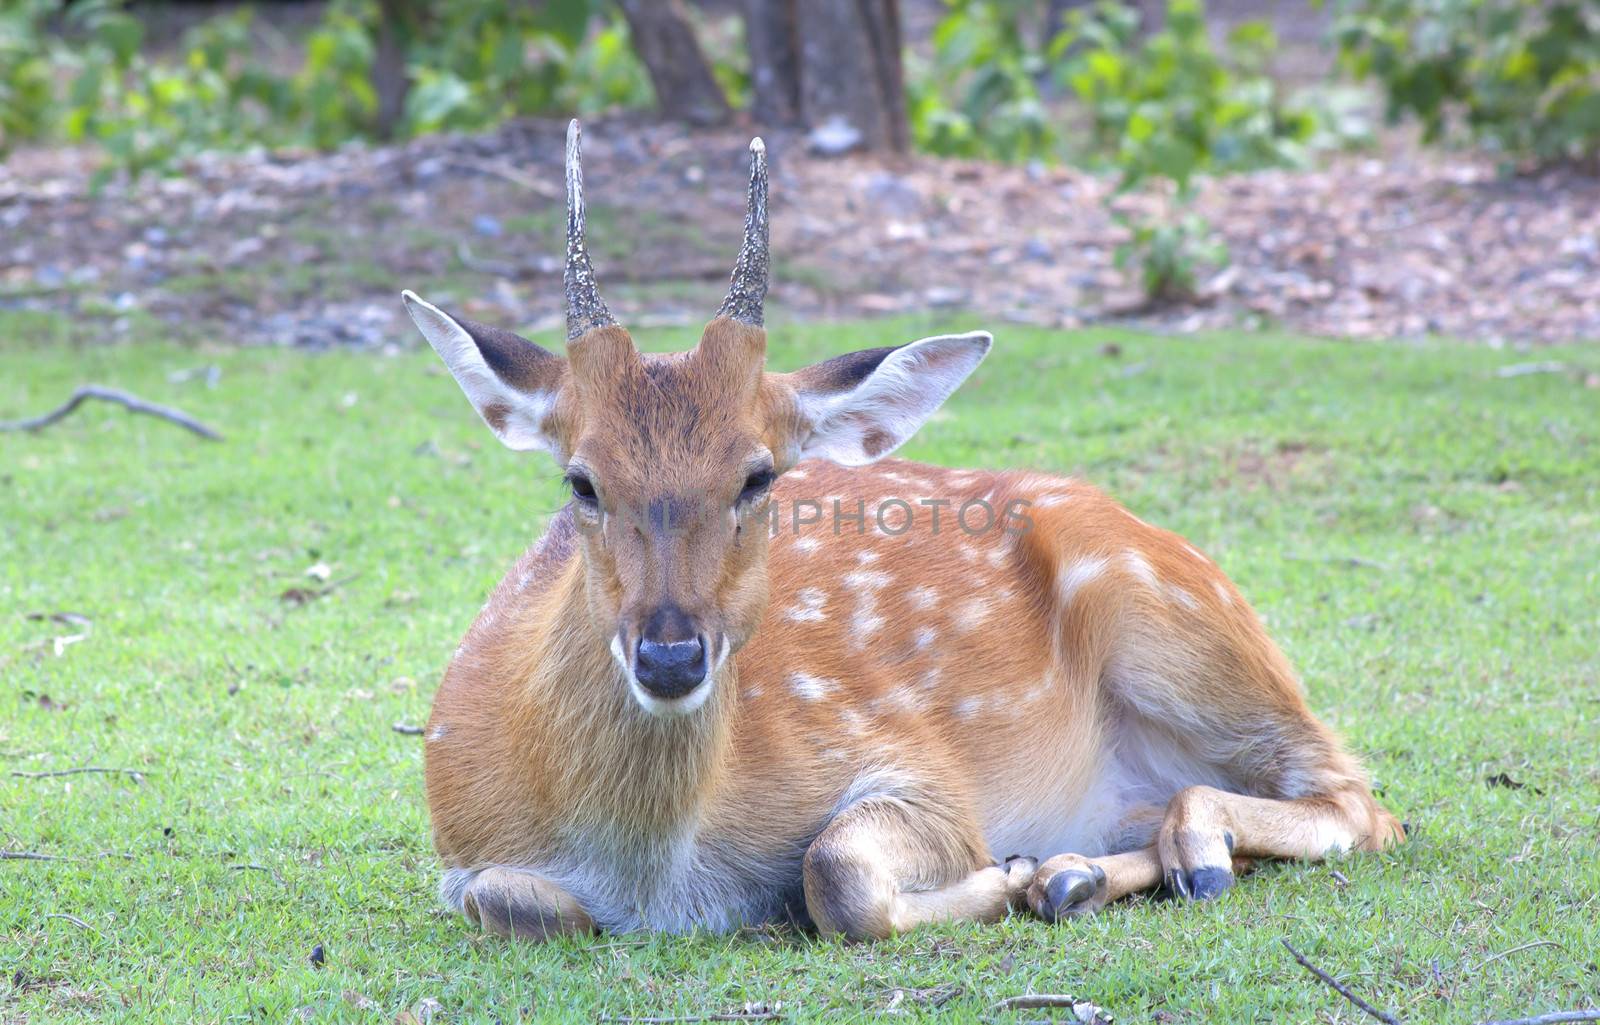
2,113,1597,349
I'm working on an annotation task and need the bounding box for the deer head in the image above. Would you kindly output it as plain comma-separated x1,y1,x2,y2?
403,121,991,716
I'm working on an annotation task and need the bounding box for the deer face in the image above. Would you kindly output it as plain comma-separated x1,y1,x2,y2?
404,123,989,716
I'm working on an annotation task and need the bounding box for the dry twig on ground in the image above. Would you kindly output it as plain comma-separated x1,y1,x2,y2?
43,913,103,937
595,1012,781,1024
10,766,145,782
0,385,221,440
1281,938,1401,1025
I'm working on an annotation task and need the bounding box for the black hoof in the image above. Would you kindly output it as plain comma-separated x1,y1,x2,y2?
1038,864,1105,921
1167,866,1234,901
1189,866,1234,900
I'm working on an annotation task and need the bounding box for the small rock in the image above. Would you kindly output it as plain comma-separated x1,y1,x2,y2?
807,117,863,156
1022,238,1053,263
143,227,169,246
862,171,922,217
472,215,503,238
344,991,378,1011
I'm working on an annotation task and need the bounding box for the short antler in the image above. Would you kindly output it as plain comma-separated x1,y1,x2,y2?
716,138,769,327
564,119,617,341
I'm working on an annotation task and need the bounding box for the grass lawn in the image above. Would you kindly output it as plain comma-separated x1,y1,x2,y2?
2,311,1597,1024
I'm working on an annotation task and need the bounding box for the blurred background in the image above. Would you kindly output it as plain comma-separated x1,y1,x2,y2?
1,0,1597,348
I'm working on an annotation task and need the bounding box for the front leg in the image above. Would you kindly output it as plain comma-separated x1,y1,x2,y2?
447,866,595,941
803,796,1033,940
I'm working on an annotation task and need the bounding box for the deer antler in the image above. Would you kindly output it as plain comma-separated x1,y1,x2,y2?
716,138,769,327
564,119,617,341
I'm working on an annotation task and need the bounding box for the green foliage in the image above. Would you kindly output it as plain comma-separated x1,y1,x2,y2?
911,0,1311,301
1059,0,1310,300
2,0,653,181
1059,0,1314,193
57,3,262,184
1333,0,1600,167
0,0,57,148
397,0,648,135
1114,209,1228,303
909,0,1056,161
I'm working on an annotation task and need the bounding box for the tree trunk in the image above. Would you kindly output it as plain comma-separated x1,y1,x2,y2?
744,0,801,127
372,0,414,140
617,0,731,126
744,0,908,154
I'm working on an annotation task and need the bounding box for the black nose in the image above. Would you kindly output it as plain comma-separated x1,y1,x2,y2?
634,636,707,699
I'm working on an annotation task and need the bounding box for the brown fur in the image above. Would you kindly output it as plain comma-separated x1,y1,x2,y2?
422,315,1404,940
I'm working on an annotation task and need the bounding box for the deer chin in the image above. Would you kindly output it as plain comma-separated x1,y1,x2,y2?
608,633,728,718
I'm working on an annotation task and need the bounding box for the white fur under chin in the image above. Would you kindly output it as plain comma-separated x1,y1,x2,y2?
607,634,719,717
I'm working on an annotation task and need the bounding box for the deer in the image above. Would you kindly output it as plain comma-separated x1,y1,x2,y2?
398,120,1404,942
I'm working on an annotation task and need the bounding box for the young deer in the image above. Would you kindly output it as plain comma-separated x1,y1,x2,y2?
400,121,1403,941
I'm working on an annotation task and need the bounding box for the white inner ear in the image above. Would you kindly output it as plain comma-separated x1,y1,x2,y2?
401,289,557,453
797,331,992,466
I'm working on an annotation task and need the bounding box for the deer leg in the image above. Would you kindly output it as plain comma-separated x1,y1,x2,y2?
1027,847,1163,920
802,797,1033,940
1026,802,1253,920
1157,784,1404,901
449,866,595,941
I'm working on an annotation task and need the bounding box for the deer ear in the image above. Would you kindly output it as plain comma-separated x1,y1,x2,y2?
402,290,567,454
783,331,991,466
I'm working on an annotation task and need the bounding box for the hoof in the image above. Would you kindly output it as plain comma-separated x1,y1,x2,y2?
1032,861,1107,922
1166,865,1234,901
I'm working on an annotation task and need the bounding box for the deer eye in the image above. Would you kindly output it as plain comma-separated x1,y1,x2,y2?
566,473,598,505
738,467,776,505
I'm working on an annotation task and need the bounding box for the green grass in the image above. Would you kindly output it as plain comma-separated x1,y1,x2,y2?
2,313,1597,1024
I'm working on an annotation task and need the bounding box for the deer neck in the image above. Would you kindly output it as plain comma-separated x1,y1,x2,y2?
518,562,738,836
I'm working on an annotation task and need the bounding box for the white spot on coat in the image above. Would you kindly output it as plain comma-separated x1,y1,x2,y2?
1166,585,1199,610
789,672,838,701
1122,550,1158,588
1058,556,1109,606
908,585,939,611
785,587,829,623
952,596,992,632
952,695,985,719
844,570,892,647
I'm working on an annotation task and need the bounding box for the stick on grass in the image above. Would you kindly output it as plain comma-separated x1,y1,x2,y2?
0,385,221,440
1281,938,1400,1025
595,1013,780,1024
43,913,103,937
10,767,145,782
